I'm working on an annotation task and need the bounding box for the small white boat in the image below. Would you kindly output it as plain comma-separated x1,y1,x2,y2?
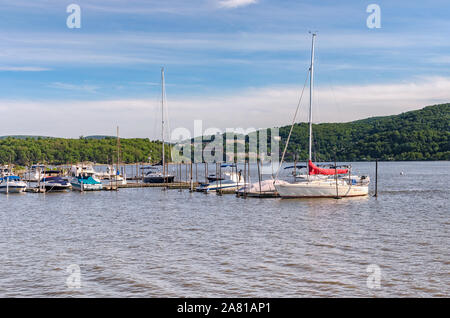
0,176,27,194
196,171,247,193
0,165,14,178
143,170,175,184
69,163,103,191
97,166,127,185
69,163,99,178
24,164,45,181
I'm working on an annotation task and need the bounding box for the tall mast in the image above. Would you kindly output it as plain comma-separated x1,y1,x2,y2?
117,125,120,187
308,32,316,165
161,67,165,176
117,126,120,171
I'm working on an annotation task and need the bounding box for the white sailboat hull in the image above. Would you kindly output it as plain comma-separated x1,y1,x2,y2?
275,181,368,198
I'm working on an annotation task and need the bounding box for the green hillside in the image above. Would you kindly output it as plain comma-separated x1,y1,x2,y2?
278,103,449,161
0,137,169,165
0,103,448,165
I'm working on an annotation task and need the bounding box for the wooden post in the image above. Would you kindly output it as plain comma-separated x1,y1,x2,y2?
374,159,378,198
38,166,41,193
116,126,120,191
235,161,239,197
247,159,250,187
175,163,178,182
257,158,262,196
195,163,198,184
334,153,340,199
219,163,222,196
243,160,247,198
190,161,194,192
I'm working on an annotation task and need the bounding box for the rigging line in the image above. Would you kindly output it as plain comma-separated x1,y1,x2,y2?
274,68,310,181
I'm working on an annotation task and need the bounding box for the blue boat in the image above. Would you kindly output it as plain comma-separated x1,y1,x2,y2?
41,176,72,192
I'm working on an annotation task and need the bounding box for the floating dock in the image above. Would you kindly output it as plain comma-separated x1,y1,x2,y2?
104,182,199,190
24,182,200,193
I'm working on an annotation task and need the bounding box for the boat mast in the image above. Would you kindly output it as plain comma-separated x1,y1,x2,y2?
308,32,316,168
161,67,165,176
117,125,120,188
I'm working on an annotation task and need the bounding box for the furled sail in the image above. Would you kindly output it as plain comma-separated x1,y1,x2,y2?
308,160,348,175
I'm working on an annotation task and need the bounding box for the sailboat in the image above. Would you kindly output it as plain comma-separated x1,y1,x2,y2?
274,33,370,198
143,67,175,184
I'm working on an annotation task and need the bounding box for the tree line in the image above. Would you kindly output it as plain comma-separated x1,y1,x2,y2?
0,137,170,165
277,103,449,161
0,103,448,165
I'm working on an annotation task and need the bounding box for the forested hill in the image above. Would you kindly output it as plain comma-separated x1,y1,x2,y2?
0,103,448,165
278,103,449,161
0,137,169,165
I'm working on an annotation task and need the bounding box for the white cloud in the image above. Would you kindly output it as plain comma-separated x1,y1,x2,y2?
48,82,99,93
0,66,50,72
1,30,449,68
218,0,258,9
0,77,448,138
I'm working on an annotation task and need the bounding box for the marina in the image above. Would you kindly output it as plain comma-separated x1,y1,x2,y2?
0,0,449,301
0,161,448,297
1,158,378,197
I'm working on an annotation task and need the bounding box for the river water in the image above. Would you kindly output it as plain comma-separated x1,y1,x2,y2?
0,161,448,297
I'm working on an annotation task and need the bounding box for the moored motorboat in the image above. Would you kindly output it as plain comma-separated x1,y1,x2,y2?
0,176,27,194
97,166,127,185
0,165,14,178
196,171,247,193
24,164,45,181
71,176,103,191
41,176,72,192
69,163,103,191
143,171,175,184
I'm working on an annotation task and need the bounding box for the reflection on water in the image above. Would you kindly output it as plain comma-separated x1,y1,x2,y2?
0,161,448,297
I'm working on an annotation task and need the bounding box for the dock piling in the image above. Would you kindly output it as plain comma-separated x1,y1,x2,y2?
374,159,378,197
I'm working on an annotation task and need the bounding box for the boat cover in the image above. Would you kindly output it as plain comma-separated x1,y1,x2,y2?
77,176,101,185
0,176,21,181
308,160,348,175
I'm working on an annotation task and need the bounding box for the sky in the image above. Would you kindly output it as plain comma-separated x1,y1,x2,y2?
0,0,449,139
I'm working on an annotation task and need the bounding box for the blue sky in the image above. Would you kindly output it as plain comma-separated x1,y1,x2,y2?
0,0,449,138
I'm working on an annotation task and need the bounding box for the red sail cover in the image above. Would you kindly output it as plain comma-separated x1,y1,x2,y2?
308,160,348,175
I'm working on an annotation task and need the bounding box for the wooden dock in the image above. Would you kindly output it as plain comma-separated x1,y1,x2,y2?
237,191,280,198
24,182,200,193
103,182,199,190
